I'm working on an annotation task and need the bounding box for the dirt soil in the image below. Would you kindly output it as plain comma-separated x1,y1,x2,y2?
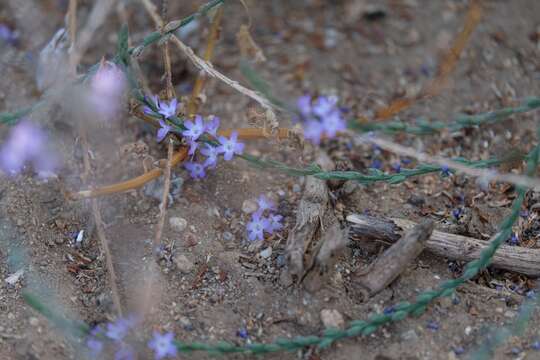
1,0,540,359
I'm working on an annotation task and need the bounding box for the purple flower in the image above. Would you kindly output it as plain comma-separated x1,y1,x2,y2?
205,115,220,137
392,162,401,173
144,94,160,115
297,95,312,117
187,138,199,156
247,214,270,241
0,120,58,177
0,24,18,45
266,214,283,234
89,62,126,121
370,159,382,169
158,98,178,118
148,331,177,360
185,161,206,179
106,318,131,341
201,144,219,168
86,337,104,357
236,328,249,339
509,233,519,246
440,164,451,177
321,111,346,137
257,195,275,213
452,208,462,220
115,344,135,360
156,119,172,142
182,115,205,141
312,96,338,117
217,131,244,161
303,120,324,145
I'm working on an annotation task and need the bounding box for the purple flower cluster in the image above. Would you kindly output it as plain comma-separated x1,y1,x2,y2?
296,94,346,144
183,122,244,180
143,94,245,179
89,62,126,121
85,316,177,360
246,195,283,241
0,120,58,178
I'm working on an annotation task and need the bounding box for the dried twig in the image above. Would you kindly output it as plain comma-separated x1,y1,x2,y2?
347,214,540,276
354,220,434,299
66,0,123,316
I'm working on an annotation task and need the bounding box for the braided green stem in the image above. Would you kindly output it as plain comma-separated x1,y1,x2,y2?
351,97,540,135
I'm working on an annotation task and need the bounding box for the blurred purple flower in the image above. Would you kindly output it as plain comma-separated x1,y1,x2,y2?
440,164,451,177
182,115,205,141
106,318,131,341
297,95,312,117
236,328,248,339
217,131,244,161
187,138,198,156
303,120,323,145
148,331,177,360
86,327,104,358
205,115,220,137
267,214,283,234
90,62,126,121
156,119,171,142
312,96,338,118
0,120,58,177
144,94,160,115
201,144,219,168
257,195,275,213
321,112,346,137
297,95,346,144
115,344,135,360
158,98,178,118
247,214,270,241
0,24,17,45
185,161,206,179
370,159,382,169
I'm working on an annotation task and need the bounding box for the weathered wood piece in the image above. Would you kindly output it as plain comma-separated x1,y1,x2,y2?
347,214,540,277
355,220,434,298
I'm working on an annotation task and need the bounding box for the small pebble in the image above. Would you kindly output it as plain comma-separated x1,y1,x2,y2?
260,247,272,259
400,329,418,341
292,184,301,193
222,231,234,241
242,199,258,214
320,309,345,329
29,317,39,326
174,254,194,274
169,217,187,232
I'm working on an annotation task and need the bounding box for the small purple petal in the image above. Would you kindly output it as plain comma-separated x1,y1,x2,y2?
246,214,270,241
185,161,206,179
257,195,275,212
217,131,244,161
267,214,283,234
303,120,323,145
205,115,220,137
156,120,171,142
148,331,178,360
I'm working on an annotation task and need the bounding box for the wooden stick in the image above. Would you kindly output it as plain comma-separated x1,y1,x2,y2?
355,220,434,299
347,214,540,276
